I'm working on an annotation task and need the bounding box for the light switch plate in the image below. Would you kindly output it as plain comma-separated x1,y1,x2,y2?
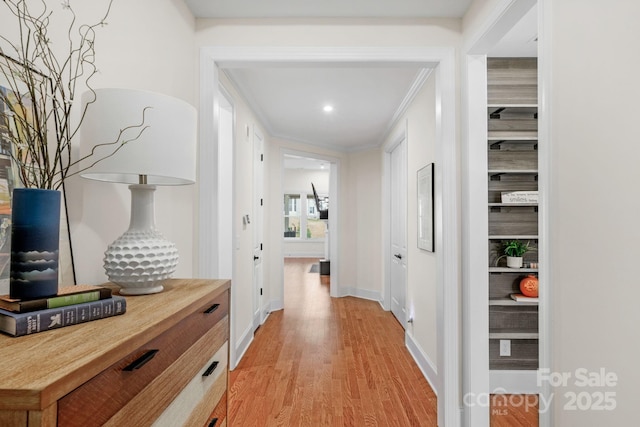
499,339,511,357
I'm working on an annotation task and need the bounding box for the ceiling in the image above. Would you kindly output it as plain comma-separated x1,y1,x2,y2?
184,0,473,19
225,66,429,151
186,1,537,156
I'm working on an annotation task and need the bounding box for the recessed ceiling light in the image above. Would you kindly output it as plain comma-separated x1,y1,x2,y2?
323,105,334,113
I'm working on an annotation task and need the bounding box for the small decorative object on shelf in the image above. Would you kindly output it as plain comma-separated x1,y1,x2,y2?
80,89,197,295
520,275,539,298
9,189,61,299
501,191,538,204
496,240,534,269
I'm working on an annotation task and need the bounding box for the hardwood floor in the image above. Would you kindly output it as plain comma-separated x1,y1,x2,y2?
228,257,539,426
490,394,539,426
228,258,438,426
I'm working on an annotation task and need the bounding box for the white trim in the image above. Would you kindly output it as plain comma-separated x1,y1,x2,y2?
197,52,219,279
406,332,439,396
283,251,325,258
338,286,382,302
464,0,537,55
434,49,460,427
261,306,271,324
380,68,433,147
461,2,543,426
381,144,391,311
231,323,253,370
270,299,284,312
198,46,459,427
461,53,490,427
490,371,541,394
537,0,552,425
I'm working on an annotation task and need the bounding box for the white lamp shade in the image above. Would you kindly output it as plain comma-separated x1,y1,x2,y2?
80,88,197,185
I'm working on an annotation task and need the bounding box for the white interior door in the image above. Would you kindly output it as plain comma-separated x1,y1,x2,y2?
390,138,408,328
252,128,264,330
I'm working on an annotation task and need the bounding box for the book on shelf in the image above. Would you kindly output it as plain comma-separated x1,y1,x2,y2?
0,296,126,337
0,284,112,313
510,293,538,303
501,191,538,204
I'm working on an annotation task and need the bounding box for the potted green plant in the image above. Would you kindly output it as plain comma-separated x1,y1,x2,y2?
496,240,532,269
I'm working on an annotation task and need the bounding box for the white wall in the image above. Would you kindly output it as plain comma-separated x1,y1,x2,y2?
0,0,197,285
383,74,438,372
408,75,438,366
346,148,384,300
547,1,640,424
283,169,329,195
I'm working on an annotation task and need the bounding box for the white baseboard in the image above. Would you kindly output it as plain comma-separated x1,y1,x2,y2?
283,253,324,258
338,286,382,302
406,331,439,396
490,370,541,394
270,298,284,312
261,303,271,324
232,323,253,370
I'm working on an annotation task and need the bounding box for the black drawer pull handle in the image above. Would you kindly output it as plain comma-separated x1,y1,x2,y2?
204,303,220,314
208,418,218,427
123,349,159,371
203,361,219,377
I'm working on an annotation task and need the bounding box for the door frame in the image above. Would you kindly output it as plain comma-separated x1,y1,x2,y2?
253,126,265,329
198,46,459,427
383,122,407,316
281,148,339,300
462,0,549,426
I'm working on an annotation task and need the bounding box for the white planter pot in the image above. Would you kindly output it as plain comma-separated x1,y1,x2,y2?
506,256,523,268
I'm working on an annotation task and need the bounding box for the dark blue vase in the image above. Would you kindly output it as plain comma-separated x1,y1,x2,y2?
9,188,61,300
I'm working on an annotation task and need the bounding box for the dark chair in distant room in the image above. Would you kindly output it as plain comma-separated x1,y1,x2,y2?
311,182,330,275
311,182,328,220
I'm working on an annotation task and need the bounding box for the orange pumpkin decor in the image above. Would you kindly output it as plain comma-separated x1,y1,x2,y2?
520,275,539,297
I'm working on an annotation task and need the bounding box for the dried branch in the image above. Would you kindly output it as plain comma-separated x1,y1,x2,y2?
0,0,144,190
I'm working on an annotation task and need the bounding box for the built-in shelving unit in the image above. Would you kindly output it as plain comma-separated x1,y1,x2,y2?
487,58,539,375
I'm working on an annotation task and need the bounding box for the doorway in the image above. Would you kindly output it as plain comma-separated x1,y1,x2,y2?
389,136,408,328
198,46,459,427
282,152,335,306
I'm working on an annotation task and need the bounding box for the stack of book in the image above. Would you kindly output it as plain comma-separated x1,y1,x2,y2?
0,284,126,337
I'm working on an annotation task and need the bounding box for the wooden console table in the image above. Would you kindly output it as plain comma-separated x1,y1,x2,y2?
0,278,230,427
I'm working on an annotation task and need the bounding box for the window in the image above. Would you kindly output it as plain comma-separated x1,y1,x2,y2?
284,194,300,237
284,193,326,240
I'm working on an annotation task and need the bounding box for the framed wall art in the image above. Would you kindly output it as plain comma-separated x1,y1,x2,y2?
417,163,434,252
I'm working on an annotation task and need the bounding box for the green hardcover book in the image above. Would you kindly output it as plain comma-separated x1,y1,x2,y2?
0,285,112,313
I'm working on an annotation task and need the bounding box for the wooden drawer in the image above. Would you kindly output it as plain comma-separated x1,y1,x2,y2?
205,391,227,427
153,342,228,426
58,291,228,427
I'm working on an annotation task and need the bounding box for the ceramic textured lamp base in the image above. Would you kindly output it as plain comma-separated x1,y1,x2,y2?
104,228,178,295
10,188,61,300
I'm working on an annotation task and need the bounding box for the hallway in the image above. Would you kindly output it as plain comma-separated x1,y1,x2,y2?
228,257,438,426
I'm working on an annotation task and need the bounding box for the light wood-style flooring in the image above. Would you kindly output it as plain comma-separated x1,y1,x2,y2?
229,258,437,426
228,257,538,426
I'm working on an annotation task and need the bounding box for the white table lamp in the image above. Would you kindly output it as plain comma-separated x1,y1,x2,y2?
81,88,197,295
